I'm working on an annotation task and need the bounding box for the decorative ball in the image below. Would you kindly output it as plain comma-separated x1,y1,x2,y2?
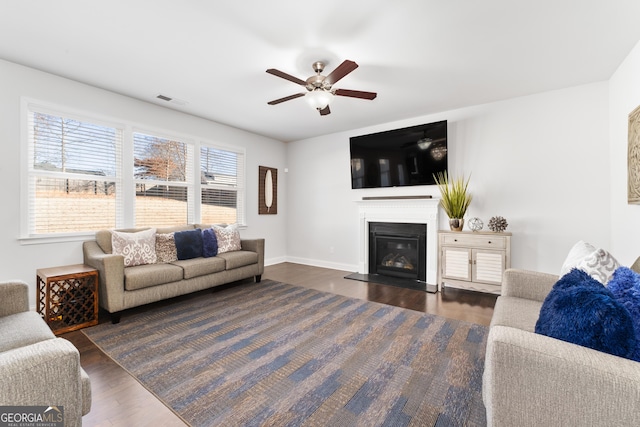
468,217,484,232
488,216,508,233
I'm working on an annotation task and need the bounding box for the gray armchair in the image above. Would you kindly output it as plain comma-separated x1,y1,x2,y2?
483,269,640,426
0,281,91,427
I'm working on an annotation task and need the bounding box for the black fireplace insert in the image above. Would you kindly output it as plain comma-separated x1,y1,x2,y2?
369,222,427,283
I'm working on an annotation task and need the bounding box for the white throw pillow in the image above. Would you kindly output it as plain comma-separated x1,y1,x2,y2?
560,240,596,276
112,228,157,267
575,248,620,284
212,224,242,254
560,240,619,284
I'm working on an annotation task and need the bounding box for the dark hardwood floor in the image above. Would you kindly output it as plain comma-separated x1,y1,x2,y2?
64,262,497,426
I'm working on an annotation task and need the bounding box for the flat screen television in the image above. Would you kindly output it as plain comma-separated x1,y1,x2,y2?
349,120,448,189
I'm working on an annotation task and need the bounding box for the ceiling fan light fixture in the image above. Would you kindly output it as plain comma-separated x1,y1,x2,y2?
417,138,433,150
305,89,333,110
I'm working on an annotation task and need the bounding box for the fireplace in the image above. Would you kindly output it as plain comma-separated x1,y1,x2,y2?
353,196,440,292
369,222,426,281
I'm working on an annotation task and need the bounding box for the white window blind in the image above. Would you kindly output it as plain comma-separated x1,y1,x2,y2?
27,110,121,235
133,132,194,227
200,145,245,225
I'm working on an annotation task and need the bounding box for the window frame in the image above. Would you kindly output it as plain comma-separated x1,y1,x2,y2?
132,128,196,227
20,98,248,244
20,99,125,243
199,140,247,227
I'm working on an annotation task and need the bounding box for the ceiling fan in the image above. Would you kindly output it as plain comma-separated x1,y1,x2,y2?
266,60,377,116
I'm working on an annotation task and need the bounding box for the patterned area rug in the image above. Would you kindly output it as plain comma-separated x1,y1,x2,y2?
83,280,488,426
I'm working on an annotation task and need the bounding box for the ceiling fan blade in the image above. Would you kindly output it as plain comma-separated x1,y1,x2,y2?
267,93,306,105
266,68,307,86
324,60,358,85
319,105,331,116
334,89,377,100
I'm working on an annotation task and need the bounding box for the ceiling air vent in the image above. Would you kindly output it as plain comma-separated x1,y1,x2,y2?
155,94,187,106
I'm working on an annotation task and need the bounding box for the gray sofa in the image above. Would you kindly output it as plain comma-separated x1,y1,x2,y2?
0,281,91,427
483,268,640,426
83,225,265,323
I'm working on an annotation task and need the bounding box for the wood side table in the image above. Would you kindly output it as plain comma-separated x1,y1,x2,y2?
36,264,99,335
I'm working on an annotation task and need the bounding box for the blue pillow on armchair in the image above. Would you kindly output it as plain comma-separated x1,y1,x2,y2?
174,229,203,260
607,266,640,361
535,268,637,360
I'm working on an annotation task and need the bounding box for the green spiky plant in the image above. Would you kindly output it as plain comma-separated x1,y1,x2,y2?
433,171,472,219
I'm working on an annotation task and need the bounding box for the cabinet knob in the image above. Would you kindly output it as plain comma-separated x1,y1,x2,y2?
488,241,492,244
454,239,458,242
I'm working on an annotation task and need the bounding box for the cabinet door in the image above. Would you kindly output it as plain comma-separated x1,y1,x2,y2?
442,247,471,281
472,249,505,285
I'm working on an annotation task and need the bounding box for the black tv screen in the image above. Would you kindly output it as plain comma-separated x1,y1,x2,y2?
349,120,448,189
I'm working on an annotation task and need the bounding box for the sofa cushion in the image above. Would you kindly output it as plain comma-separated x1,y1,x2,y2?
217,250,259,270
213,224,242,254
171,257,226,279
95,229,114,253
124,263,184,291
174,229,203,260
607,266,640,361
112,228,157,267
156,232,178,263
0,311,55,353
490,296,543,333
156,225,195,234
535,269,637,360
202,228,218,258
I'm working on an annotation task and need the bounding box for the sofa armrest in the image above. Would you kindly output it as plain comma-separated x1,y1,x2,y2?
83,240,125,313
0,338,90,424
483,325,640,427
0,281,29,317
501,269,558,302
241,238,265,275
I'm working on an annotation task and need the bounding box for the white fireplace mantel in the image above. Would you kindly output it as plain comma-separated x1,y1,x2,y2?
356,197,440,286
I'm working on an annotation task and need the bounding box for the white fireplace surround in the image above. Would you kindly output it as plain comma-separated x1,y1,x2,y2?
357,197,440,286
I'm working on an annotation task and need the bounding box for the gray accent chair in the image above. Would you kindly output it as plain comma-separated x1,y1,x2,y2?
0,281,91,427
483,269,640,426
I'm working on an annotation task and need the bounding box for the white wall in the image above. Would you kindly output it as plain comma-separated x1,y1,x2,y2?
610,39,640,265
0,59,288,305
0,54,625,304
286,82,611,275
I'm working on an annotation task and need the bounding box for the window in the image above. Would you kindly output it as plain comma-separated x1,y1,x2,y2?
133,132,194,227
379,158,390,187
26,109,121,235
23,101,247,240
200,144,245,225
351,158,365,188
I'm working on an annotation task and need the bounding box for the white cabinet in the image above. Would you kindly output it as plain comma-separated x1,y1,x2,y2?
438,231,511,294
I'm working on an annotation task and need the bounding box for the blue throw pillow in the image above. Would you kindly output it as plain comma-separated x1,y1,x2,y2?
535,268,637,360
174,229,203,260
607,266,640,361
202,228,218,258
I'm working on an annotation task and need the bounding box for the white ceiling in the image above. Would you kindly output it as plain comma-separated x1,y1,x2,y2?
2,1,640,142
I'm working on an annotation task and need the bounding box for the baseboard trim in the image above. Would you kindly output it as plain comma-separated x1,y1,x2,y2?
264,256,287,267
284,257,358,273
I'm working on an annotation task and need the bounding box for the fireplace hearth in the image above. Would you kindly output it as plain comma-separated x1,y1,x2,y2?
347,222,432,292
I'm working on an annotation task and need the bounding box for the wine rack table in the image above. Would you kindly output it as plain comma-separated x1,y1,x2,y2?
36,264,99,335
